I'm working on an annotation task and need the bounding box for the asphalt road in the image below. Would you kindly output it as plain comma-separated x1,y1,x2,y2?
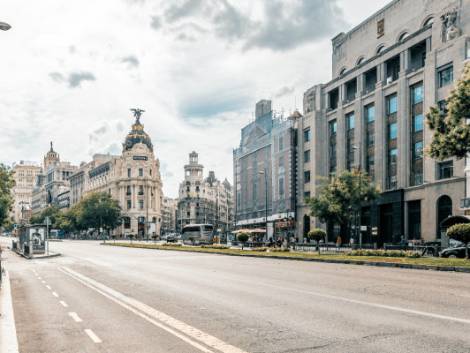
2,238,470,353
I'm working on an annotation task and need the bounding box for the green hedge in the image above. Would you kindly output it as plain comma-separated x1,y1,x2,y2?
348,249,421,258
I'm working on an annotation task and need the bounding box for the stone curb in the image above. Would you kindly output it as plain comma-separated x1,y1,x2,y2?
102,243,470,274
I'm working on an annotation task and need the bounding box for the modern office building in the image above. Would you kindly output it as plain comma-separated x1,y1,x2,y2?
298,0,470,244
177,151,233,233
233,100,300,239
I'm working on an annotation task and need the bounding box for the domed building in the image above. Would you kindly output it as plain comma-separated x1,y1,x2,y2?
69,109,163,238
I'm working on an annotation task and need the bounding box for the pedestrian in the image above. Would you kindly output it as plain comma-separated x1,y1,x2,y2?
336,235,342,251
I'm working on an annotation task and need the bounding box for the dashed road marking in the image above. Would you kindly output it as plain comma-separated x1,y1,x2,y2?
45,285,51,290
60,266,247,353
52,291,59,298
60,301,68,308
68,312,82,323
84,329,102,343
41,280,46,284
38,276,42,280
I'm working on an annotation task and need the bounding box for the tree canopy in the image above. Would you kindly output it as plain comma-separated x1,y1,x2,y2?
427,62,470,160
308,170,379,238
0,164,15,227
78,192,122,231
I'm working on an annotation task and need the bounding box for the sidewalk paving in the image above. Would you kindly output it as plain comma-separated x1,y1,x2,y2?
0,256,19,353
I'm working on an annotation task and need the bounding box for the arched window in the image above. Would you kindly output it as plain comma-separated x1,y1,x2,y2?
436,195,452,239
422,16,434,28
398,32,409,42
356,56,365,66
339,67,347,76
376,44,385,55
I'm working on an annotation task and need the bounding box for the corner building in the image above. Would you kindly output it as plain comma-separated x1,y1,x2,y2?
69,113,163,237
298,0,470,244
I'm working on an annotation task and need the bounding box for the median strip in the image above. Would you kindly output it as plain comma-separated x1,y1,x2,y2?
102,242,470,273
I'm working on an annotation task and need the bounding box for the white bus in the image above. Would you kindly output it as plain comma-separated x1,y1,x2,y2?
182,224,214,244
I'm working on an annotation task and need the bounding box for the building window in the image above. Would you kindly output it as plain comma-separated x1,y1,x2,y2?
304,171,311,183
387,148,398,189
438,64,453,88
304,191,311,199
303,128,311,142
329,120,337,176
127,168,131,178
365,104,375,179
437,161,453,180
304,150,310,163
139,168,143,177
123,217,131,229
410,82,424,186
345,78,357,102
328,88,339,110
127,200,131,210
126,185,131,196
346,112,355,170
279,177,284,197
389,122,398,140
139,200,144,210
279,136,284,151
138,185,144,195
386,94,397,114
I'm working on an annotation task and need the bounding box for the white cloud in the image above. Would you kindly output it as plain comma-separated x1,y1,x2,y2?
0,0,389,197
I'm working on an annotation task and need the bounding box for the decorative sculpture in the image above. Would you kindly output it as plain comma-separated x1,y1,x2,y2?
130,108,145,123
441,9,460,42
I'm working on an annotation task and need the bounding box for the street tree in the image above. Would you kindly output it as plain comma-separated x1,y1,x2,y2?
30,205,61,227
0,164,14,228
427,62,470,159
78,192,121,236
308,170,379,241
446,223,470,259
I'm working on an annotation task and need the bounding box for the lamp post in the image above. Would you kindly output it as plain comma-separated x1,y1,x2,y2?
0,22,11,31
259,169,268,242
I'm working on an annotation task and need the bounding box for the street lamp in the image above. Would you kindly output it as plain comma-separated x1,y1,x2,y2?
259,169,268,242
0,22,11,31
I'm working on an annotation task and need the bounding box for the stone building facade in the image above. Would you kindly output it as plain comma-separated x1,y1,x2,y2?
31,143,77,215
233,100,299,239
177,152,233,233
161,196,177,234
68,112,163,238
10,161,42,223
297,0,470,244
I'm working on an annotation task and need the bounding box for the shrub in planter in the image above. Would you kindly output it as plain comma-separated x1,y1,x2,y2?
307,228,326,254
237,233,249,250
447,223,470,259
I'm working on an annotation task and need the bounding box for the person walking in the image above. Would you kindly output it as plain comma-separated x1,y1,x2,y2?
336,235,342,251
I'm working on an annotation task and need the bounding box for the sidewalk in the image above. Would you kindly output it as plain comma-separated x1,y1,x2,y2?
0,256,19,353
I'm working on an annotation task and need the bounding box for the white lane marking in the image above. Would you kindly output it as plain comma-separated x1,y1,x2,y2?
45,285,51,290
41,280,46,284
38,276,42,280
60,267,246,353
52,291,59,298
60,300,68,308
0,270,19,353
68,312,82,322
84,329,102,343
258,281,470,326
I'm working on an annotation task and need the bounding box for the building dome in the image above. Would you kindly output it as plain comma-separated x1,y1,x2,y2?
123,110,153,152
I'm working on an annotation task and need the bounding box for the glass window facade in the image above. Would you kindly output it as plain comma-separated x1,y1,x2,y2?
303,128,311,142
304,150,310,163
438,64,453,87
437,160,453,180
410,83,424,186
364,104,375,179
386,94,398,189
346,112,355,170
328,120,337,176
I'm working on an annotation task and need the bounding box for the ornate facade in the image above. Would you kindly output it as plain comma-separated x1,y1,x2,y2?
69,111,163,237
10,161,42,223
177,152,233,233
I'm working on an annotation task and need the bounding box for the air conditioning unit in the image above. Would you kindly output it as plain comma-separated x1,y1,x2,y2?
386,77,393,84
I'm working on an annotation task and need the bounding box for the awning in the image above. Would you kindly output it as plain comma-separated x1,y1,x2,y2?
232,228,266,234
440,215,470,228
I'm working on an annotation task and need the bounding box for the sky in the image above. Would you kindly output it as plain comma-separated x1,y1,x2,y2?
0,0,389,198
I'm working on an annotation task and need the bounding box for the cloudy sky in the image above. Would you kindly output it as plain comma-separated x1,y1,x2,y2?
0,0,389,197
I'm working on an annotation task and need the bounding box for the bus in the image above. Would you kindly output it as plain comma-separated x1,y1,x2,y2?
182,224,214,244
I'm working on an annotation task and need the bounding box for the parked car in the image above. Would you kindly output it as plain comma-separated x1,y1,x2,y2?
440,246,467,258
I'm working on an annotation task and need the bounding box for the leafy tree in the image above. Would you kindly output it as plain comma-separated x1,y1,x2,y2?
237,232,249,250
447,223,470,259
307,228,326,254
78,192,121,234
0,164,14,228
30,205,61,227
308,170,379,241
427,62,470,159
